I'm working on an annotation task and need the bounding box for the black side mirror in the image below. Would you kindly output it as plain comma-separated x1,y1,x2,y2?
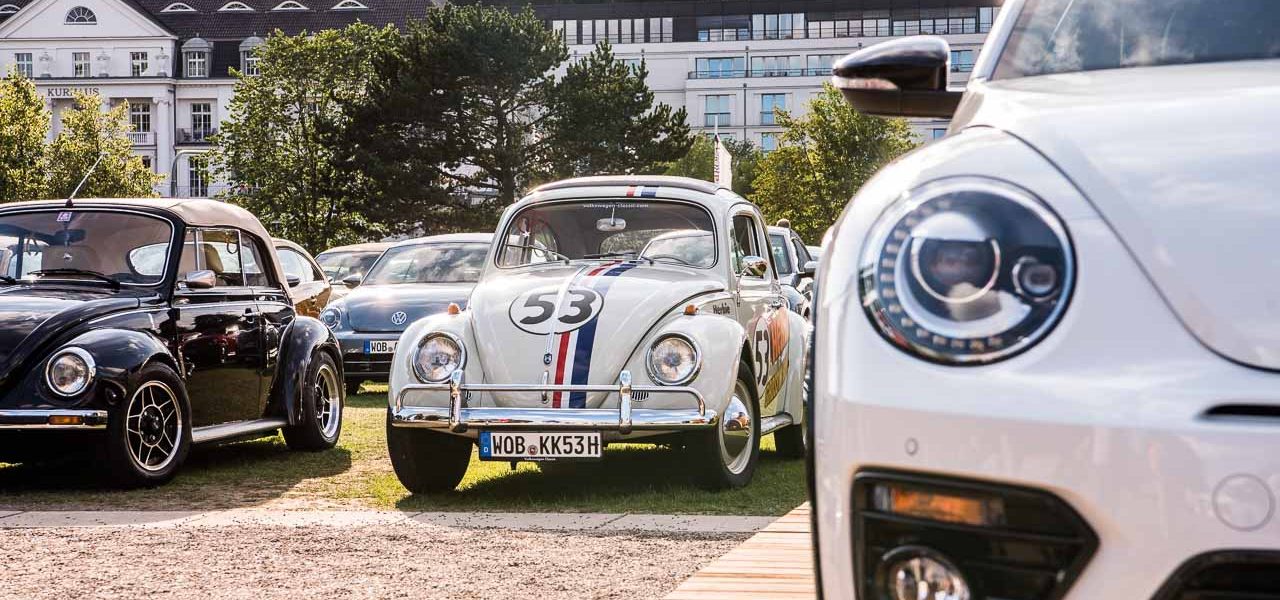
832,36,962,118
342,274,362,289
286,274,301,287
801,261,817,277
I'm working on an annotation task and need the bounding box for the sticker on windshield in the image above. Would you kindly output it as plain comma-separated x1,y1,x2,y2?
509,286,604,335
56,212,73,222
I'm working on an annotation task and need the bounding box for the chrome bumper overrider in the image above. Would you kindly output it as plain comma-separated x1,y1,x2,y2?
391,370,715,434
0,409,109,430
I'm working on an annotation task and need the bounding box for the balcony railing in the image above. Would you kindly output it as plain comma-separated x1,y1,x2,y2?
128,131,154,145
176,128,217,144
688,68,829,80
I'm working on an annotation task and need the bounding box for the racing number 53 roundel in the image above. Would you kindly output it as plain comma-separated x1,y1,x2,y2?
509,286,604,335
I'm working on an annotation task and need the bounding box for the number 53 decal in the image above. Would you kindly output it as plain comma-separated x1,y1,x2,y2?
509,286,604,335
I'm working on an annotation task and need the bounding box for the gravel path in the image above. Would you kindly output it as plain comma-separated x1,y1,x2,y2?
0,523,743,599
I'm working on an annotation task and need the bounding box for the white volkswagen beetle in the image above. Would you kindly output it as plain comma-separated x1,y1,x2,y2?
813,1,1280,599
386,176,807,491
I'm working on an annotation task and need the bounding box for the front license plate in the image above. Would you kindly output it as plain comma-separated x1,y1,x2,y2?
478,431,603,462
364,340,397,354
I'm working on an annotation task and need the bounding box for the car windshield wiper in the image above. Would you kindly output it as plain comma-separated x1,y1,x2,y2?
502,243,572,264
29,268,121,289
582,251,634,260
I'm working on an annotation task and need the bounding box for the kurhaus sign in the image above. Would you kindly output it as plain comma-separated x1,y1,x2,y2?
43,87,101,98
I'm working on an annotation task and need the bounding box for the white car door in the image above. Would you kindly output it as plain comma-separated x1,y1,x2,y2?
728,208,791,417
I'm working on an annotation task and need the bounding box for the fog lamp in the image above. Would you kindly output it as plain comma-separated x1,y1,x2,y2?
872,482,1005,527
881,547,970,600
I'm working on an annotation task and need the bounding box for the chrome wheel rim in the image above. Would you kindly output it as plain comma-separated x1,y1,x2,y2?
126,381,182,473
315,363,341,439
719,380,755,475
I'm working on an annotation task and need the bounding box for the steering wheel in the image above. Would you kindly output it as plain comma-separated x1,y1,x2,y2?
646,254,696,267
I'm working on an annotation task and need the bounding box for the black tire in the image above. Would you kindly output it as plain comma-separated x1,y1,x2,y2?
386,410,472,493
689,360,761,490
346,380,362,397
283,352,344,451
101,363,192,488
775,422,806,459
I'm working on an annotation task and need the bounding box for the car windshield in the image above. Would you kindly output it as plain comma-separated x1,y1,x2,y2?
316,250,383,281
0,210,173,285
363,242,488,285
994,0,1280,79
497,200,717,269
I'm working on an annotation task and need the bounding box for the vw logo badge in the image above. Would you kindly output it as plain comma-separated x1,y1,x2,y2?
543,353,553,365
390,311,408,326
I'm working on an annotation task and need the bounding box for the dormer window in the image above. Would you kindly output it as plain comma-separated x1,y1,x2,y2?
65,6,97,24
239,35,264,76
272,1,307,10
218,1,253,11
182,37,211,78
0,4,20,15
161,2,196,11
330,0,366,9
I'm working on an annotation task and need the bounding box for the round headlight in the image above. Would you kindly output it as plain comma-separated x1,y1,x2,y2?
412,333,464,383
646,335,700,385
320,306,342,330
860,178,1074,365
46,348,95,397
880,547,970,600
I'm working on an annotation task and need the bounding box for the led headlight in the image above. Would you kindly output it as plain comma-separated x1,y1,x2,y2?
46,347,95,397
412,333,464,383
860,178,1073,364
320,306,342,330
646,335,700,385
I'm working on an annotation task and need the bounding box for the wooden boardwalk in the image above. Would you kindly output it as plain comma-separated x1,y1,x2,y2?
665,503,816,600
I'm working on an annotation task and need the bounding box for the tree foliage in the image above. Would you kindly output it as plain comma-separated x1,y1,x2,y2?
0,70,49,202
44,93,162,199
662,135,764,197
751,84,918,242
213,23,402,253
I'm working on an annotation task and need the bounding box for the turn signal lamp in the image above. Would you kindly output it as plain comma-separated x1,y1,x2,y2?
683,304,697,315
872,482,1005,527
447,303,461,315
47,415,84,426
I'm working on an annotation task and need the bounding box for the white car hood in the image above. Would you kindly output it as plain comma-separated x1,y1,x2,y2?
961,60,1280,369
469,261,723,407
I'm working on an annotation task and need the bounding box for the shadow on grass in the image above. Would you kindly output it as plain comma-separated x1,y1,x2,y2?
391,441,806,516
0,434,353,511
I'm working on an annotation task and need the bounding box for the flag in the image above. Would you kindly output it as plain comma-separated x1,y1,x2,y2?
713,134,733,189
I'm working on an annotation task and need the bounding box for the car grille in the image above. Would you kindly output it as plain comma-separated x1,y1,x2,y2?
1152,551,1280,600
852,471,1097,600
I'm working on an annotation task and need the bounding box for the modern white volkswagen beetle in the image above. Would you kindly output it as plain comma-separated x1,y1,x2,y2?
386,176,807,491
813,1,1280,599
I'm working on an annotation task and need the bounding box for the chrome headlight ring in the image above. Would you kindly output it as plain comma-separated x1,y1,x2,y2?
645,334,702,385
320,305,343,330
45,347,96,398
859,177,1075,365
411,332,466,383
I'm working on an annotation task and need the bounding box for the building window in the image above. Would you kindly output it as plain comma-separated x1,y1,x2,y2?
64,6,96,24
979,7,998,33
760,94,786,125
761,133,778,153
72,52,91,77
191,103,213,140
697,15,750,41
272,1,307,10
704,95,731,128
0,4,20,15
695,57,744,79
218,1,253,10
14,53,32,78
129,102,151,133
141,156,153,169
806,54,843,76
951,49,976,72
189,156,208,197
185,52,207,78
647,17,673,43
331,0,367,9
931,128,947,140
751,56,800,77
752,13,805,40
161,2,196,11
240,51,259,75
130,52,148,77
622,58,643,71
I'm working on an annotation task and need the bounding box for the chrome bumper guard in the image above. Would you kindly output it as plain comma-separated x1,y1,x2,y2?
392,370,714,434
0,409,109,430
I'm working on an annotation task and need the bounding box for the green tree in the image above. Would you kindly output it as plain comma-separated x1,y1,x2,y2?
0,70,49,202
662,135,764,197
44,93,162,199
213,24,403,253
751,84,918,242
547,42,692,178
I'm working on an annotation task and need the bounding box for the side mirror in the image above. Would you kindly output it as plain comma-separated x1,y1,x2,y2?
342,274,363,289
740,255,768,278
801,261,818,277
286,274,301,287
832,36,962,118
183,269,216,290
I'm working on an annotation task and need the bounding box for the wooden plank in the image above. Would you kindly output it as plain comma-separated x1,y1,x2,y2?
664,505,816,600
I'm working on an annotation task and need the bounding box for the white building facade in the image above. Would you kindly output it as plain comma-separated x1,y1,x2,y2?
1,0,999,198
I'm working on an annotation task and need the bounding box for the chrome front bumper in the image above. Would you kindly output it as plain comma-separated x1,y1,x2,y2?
391,370,715,434
0,409,109,430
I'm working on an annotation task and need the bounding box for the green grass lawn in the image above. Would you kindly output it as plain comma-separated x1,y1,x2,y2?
0,387,806,515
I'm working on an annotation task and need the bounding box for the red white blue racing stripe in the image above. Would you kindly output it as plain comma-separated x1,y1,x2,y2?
625,185,659,198
550,261,640,408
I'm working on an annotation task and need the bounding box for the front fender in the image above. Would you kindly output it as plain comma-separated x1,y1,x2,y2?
388,312,480,410
4,328,174,411
620,313,746,418
271,316,341,425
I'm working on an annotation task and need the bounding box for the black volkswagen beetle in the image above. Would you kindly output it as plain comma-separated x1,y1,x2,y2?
0,198,344,486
